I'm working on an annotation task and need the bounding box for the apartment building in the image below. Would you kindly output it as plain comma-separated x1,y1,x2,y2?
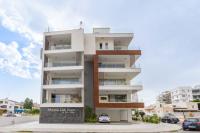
171,86,193,108
157,91,172,104
0,98,21,113
192,85,200,100
40,27,144,123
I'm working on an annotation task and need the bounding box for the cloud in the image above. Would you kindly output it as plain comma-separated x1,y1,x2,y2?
0,0,98,78
0,41,40,78
0,2,42,44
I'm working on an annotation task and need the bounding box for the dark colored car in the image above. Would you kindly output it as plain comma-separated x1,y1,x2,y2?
161,115,179,124
183,118,200,131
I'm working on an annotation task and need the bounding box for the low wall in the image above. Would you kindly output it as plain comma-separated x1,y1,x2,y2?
40,107,84,123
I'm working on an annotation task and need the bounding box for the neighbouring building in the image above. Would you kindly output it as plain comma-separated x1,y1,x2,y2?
192,85,200,100
33,103,40,109
157,91,172,104
40,27,144,123
171,86,193,108
0,98,20,113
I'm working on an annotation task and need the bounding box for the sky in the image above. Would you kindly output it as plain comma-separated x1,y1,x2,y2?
0,0,200,105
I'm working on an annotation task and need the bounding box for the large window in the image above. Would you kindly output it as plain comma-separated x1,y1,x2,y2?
51,94,81,103
109,95,127,102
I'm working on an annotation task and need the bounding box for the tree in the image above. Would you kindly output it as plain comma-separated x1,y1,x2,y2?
139,111,145,121
23,98,33,109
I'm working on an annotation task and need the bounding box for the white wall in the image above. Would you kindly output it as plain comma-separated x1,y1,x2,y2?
71,29,84,51
84,34,96,55
96,38,114,50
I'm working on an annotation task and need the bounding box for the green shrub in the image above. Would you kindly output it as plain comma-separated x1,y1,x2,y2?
132,116,140,121
0,109,7,115
30,109,40,114
24,109,40,115
143,114,160,124
85,106,97,123
132,109,145,121
24,109,31,114
192,99,200,102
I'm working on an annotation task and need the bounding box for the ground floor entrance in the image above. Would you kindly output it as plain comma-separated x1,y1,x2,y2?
96,108,132,122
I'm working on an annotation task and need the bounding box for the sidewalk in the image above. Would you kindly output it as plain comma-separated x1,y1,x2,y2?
0,121,182,132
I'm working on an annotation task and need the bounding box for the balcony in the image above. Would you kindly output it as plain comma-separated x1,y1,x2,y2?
49,44,71,50
44,61,83,72
99,94,138,103
99,79,126,85
41,89,84,107
99,97,130,103
97,95,144,108
98,64,141,79
114,45,128,50
43,78,83,89
99,64,125,68
45,62,81,67
43,95,82,104
99,85,141,91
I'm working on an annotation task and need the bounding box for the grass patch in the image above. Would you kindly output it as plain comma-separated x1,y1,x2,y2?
17,131,33,133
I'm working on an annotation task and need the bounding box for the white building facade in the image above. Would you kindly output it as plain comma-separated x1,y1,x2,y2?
192,85,200,100
40,27,143,123
171,86,193,108
0,98,19,113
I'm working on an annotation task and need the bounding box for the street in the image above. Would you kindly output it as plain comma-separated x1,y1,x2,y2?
178,130,199,133
0,115,39,127
0,117,199,133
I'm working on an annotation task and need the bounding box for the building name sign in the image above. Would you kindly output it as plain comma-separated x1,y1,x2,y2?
47,108,76,113
40,107,84,123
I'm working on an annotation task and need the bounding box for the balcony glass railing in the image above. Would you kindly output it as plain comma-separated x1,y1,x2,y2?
43,95,82,103
45,62,81,67
51,79,81,84
49,44,71,50
99,98,138,103
114,46,128,50
99,80,126,85
99,64,125,68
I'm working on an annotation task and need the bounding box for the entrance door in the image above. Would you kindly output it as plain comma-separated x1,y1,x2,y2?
120,110,128,121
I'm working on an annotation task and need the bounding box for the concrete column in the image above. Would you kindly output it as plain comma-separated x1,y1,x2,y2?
127,109,132,122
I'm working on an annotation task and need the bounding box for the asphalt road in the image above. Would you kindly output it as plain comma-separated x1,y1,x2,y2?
0,115,39,127
178,130,199,133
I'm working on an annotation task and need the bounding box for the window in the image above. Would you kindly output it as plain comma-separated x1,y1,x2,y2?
99,43,102,49
101,97,107,100
105,43,108,49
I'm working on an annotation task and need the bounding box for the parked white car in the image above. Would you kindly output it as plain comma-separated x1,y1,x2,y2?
98,113,110,123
